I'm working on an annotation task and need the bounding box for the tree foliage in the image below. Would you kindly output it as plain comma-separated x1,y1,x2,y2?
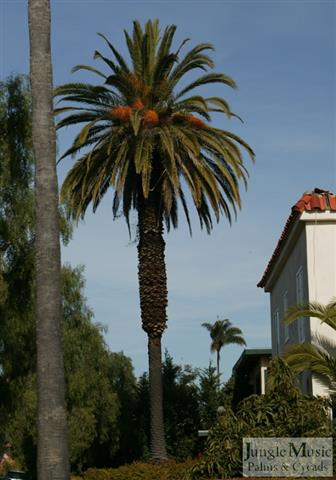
192,358,331,479
0,76,136,474
197,363,221,429
55,20,255,233
0,75,35,385
133,354,237,460
283,298,336,391
0,260,137,474
135,352,201,461
62,265,122,471
202,319,246,377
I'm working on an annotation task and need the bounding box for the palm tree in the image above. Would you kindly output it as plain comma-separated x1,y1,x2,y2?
202,319,246,378
28,0,70,477
55,20,254,461
283,299,336,391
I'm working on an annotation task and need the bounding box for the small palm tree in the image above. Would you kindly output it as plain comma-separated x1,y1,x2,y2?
202,319,246,378
55,20,254,460
283,299,336,391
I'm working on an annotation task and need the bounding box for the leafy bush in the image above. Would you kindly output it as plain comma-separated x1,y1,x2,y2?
191,358,332,479
75,464,324,480
79,460,198,480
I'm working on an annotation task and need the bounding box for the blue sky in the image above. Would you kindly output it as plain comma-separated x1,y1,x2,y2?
2,0,335,380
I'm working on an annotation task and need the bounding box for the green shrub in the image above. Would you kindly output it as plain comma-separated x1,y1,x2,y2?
80,459,198,480
75,465,325,480
191,358,332,479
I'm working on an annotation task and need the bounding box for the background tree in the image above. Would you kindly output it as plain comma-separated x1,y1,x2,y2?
202,319,246,378
0,75,35,417
0,75,39,475
197,363,220,428
107,351,139,466
198,365,236,429
1,264,135,474
283,299,336,391
28,0,70,478
161,352,200,460
55,19,254,460
134,352,201,461
62,265,122,472
0,75,136,474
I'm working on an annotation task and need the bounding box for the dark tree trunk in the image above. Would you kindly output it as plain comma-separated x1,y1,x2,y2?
216,350,220,379
137,196,168,461
148,336,167,460
28,1,70,479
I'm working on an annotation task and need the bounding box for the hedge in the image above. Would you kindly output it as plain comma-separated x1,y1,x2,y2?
74,462,329,480
79,460,197,480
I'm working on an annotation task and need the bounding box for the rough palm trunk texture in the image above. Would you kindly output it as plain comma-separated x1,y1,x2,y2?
28,1,70,479
138,197,168,461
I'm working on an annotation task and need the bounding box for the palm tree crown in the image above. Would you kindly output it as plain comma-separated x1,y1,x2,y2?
202,318,246,377
283,298,336,391
55,19,254,233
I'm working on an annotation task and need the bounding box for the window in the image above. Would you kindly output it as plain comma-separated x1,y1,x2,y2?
283,290,289,343
296,266,305,343
274,309,280,352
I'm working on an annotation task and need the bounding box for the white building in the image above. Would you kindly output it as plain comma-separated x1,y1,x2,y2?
258,189,336,396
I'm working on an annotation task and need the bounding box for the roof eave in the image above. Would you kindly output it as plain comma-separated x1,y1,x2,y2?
232,348,272,372
258,213,304,292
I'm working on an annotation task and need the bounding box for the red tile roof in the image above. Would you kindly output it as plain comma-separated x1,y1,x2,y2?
257,189,336,289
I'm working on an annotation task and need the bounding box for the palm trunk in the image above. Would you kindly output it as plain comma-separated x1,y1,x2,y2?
216,350,220,380
137,196,168,461
28,1,70,479
148,336,167,460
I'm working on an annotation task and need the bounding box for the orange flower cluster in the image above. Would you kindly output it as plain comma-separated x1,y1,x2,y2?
184,114,205,128
109,106,204,130
132,98,145,110
172,112,205,128
110,106,132,121
143,109,159,126
110,106,159,127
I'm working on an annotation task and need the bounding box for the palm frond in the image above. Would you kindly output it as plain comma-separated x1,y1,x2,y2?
71,64,107,79
283,341,336,389
169,43,215,88
97,32,130,73
284,299,336,330
176,73,237,100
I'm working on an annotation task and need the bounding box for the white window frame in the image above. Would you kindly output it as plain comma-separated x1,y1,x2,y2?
296,266,305,343
283,290,289,343
261,366,268,394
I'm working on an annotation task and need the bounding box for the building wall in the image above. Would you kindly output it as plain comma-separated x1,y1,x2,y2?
305,216,336,305
269,227,312,394
270,228,310,354
269,212,336,397
305,214,336,396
